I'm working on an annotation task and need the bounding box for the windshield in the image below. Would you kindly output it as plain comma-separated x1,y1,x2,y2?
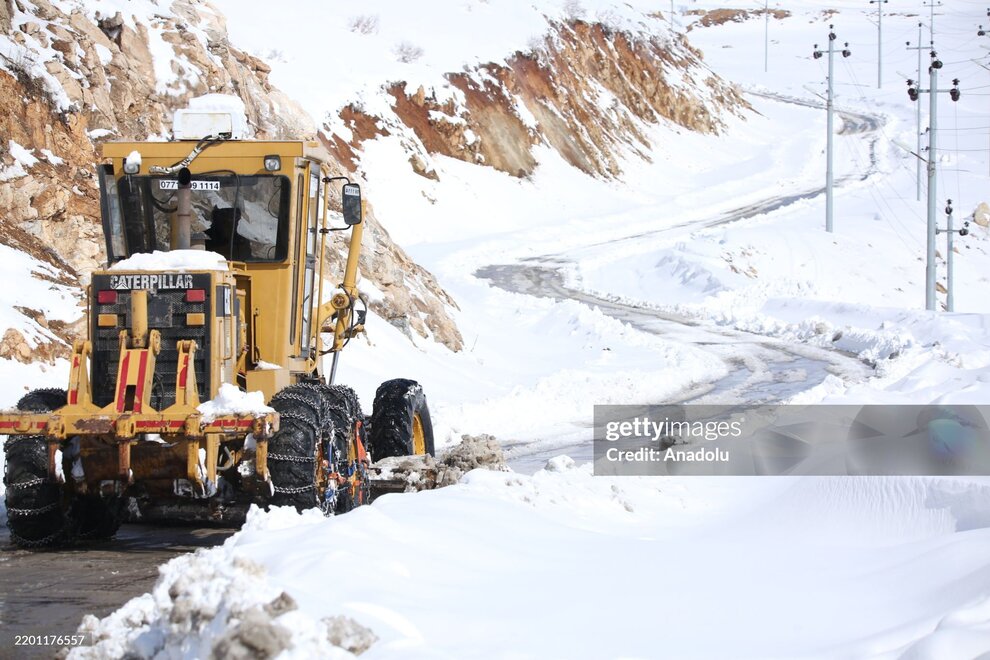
110,174,290,262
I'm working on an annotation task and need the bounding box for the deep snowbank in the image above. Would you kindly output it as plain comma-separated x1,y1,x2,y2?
70,465,990,659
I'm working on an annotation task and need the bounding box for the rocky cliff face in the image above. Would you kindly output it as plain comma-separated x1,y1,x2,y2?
325,18,747,183
0,0,462,354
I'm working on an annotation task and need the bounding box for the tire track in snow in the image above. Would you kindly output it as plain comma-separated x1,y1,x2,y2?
476,94,883,470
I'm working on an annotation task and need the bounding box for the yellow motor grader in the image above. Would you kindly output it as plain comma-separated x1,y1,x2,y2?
1,103,434,547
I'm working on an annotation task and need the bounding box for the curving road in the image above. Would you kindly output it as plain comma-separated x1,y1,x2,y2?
479,94,883,472
0,93,884,644
478,264,873,472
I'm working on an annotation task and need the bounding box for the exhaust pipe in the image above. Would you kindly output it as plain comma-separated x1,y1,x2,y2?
172,167,192,250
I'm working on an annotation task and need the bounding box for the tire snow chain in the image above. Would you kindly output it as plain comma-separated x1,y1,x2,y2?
9,529,62,548
7,501,59,517
275,391,325,424
275,388,335,440
272,483,315,494
5,477,48,490
267,451,315,463
277,410,322,436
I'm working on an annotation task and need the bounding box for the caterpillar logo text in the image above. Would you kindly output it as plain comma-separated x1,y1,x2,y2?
109,273,195,291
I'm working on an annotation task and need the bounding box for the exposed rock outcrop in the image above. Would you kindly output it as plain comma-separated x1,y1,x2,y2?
327,19,748,181
684,8,791,30
0,0,462,351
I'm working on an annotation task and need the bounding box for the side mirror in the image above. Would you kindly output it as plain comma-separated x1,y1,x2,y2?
342,183,362,225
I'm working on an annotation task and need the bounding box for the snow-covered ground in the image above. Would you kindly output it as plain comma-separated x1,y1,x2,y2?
7,0,990,657
72,468,990,659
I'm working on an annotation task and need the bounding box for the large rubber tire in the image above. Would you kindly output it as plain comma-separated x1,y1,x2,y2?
70,495,124,541
367,379,435,460
4,389,68,547
266,383,332,510
15,388,68,413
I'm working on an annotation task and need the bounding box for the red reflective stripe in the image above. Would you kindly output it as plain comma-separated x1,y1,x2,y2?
115,353,131,413
0,421,48,431
133,350,148,413
178,354,188,389
134,420,184,430
69,355,80,405
208,418,255,428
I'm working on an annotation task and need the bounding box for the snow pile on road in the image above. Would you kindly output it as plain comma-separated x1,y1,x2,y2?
438,433,508,476
71,465,990,658
197,383,274,422
372,434,510,491
70,544,353,659
109,250,229,273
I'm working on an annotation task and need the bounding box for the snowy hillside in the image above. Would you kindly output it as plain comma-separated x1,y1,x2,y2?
60,0,990,658
208,0,990,445
9,0,990,657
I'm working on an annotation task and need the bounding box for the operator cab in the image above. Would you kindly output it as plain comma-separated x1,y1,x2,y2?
107,172,290,262
95,94,365,397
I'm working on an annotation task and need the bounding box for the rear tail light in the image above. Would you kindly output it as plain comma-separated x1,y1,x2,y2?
185,289,206,303
97,290,117,304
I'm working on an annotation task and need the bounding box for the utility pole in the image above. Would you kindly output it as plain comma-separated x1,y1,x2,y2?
764,0,769,72
813,27,851,234
870,0,888,88
936,200,971,312
907,53,960,311
922,1,941,41
907,25,929,201
977,16,990,176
